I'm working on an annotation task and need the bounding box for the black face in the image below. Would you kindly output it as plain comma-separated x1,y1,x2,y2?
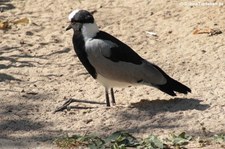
71,10,94,23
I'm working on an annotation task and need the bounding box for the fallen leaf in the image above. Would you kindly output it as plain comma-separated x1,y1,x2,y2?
0,20,9,30
193,28,222,36
12,17,29,25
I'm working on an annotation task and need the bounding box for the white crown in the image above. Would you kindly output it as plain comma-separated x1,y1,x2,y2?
68,9,80,21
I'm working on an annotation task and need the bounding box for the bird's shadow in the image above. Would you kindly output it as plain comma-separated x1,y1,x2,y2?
0,73,21,82
130,98,209,113
115,98,210,134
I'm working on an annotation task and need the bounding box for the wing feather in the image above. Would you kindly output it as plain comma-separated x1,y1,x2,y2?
85,31,167,86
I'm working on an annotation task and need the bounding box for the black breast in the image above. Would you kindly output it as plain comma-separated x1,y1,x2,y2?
72,31,97,79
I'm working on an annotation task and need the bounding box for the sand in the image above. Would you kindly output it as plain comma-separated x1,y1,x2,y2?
0,0,225,148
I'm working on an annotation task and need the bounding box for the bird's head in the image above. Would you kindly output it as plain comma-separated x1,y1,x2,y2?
66,9,99,40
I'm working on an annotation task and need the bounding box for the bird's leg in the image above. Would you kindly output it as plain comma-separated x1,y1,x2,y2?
105,87,110,107
110,88,116,105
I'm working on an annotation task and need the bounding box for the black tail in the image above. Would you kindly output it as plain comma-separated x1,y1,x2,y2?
152,64,191,96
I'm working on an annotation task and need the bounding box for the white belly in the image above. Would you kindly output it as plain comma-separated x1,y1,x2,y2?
96,74,132,88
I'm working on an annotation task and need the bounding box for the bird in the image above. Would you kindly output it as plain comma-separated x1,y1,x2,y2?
66,9,191,107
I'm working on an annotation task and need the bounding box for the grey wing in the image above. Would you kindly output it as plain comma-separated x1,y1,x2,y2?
85,39,167,86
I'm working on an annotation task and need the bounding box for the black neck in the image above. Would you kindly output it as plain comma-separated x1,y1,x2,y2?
72,32,97,79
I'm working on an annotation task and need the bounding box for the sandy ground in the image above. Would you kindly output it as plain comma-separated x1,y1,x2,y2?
0,0,225,148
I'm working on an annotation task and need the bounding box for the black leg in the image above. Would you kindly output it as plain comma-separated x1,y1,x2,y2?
110,88,116,105
105,87,110,107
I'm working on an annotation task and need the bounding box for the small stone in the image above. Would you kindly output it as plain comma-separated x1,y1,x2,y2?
97,4,103,9
26,92,38,95
84,119,93,124
20,40,25,44
25,31,33,36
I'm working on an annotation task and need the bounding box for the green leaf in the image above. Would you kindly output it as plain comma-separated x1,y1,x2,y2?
105,131,126,143
141,135,164,149
86,135,105,149
168,132,192,146
105,131,139,148
214,134,225,143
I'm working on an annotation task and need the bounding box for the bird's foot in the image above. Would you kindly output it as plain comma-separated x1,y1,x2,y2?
53,98,75,113
54,98,106,113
